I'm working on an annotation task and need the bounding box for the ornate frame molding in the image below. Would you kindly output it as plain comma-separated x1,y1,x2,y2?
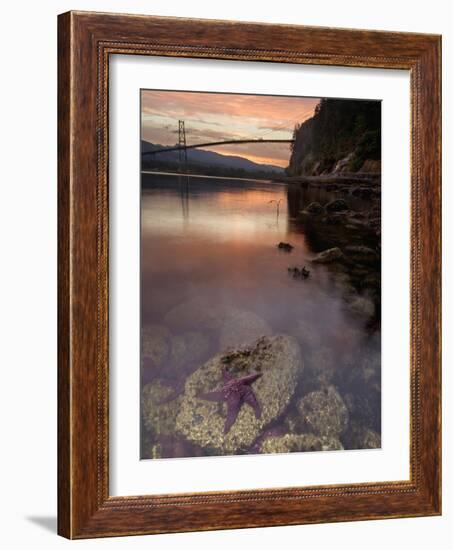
58,11,441,538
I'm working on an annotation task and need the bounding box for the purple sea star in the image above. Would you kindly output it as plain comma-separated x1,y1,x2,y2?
198,368,262,434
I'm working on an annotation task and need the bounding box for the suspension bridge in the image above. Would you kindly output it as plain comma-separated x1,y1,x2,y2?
142,138,295,156
142,120,294,166
142,119,295,222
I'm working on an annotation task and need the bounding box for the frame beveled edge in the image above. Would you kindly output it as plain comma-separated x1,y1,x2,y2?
57,10,441,539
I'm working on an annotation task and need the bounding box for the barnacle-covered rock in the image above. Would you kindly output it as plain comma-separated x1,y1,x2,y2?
141,436,192,460
341,421,381,450
297,385,349,438
175,335,302,455
141,324,171,369
260,433,343,454
307,348,336,388
303,201,324,215
311,247,344,264
325,199,348,213
141,379,182,437
344,245,379,265
344,294,375,319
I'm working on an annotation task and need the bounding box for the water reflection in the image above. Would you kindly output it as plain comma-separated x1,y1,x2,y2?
140,172,381,458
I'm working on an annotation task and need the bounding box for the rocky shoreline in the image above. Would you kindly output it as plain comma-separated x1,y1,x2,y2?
303,185,381,328
275,171,380,187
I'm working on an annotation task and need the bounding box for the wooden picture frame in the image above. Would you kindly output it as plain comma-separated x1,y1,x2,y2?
58,10,441,539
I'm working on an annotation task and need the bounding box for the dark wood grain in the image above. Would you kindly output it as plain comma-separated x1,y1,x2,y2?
57,10,441,539
57,11,71,538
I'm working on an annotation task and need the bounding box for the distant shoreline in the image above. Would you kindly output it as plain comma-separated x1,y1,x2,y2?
141,170,281,185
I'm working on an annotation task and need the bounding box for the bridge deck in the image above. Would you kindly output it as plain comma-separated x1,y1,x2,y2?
143,139,294,156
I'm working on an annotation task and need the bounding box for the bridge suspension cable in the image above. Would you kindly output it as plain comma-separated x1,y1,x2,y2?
143,138,294,156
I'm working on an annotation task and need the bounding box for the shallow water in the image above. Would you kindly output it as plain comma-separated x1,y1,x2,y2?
140,172,381,457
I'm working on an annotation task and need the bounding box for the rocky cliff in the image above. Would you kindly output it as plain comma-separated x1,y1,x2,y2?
287,99,381,176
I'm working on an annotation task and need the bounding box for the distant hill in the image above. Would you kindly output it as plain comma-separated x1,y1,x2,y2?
141,140,284,177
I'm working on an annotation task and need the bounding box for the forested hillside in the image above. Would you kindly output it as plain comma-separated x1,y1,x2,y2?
287,99,381,176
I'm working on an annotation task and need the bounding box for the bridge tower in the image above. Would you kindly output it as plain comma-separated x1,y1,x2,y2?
178,120,188,172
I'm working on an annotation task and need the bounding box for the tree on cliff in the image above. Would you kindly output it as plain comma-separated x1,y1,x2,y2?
288,98,381,176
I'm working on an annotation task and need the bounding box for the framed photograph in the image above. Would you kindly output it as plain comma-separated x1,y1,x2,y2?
58,11,441,538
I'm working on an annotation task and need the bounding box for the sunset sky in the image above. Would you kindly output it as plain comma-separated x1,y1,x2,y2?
141,90,320,167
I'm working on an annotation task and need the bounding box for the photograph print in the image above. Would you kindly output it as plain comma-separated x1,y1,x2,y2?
140,89,382,460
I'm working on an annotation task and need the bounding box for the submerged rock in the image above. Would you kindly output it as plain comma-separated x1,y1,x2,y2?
307,348,336,388
163,297,236,331
332,272,357,295
170,331,211,371
360,427,381,448
344,294,375,319
219,309,271,350
341,421,381,450
344,245,379,265
341,344,381,433
288,318,321,350
141,324,171,369
311,247,344,264
141,379,182,437
142,439,186,460
260,432,343,454
351,186,376,199
175,335,302,454
297,385,349,438
325,199,348,213
277,242,294,252
304,201,324,215
287,266,310,280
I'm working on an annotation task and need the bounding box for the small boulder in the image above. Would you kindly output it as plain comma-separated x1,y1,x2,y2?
351,186,373,199
325,199,348,213
141,324,171,369
344,245,379,265
297,386,349,438
277,242,294,252
344,294,375,319
141,379,183,437
175,335,302,455
304,202,324,215
311,247,344,264
287,266,310,280
260,433,343,454
341,421,381,450
307,348,336,388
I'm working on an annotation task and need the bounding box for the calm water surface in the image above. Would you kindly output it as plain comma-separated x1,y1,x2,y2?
142,173,368,334
141,172,381,452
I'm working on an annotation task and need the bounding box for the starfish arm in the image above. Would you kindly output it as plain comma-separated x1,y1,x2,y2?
198,390,225,402
222,368,235,383
245,390,262,419
224,393,241,434
241,372,262,385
